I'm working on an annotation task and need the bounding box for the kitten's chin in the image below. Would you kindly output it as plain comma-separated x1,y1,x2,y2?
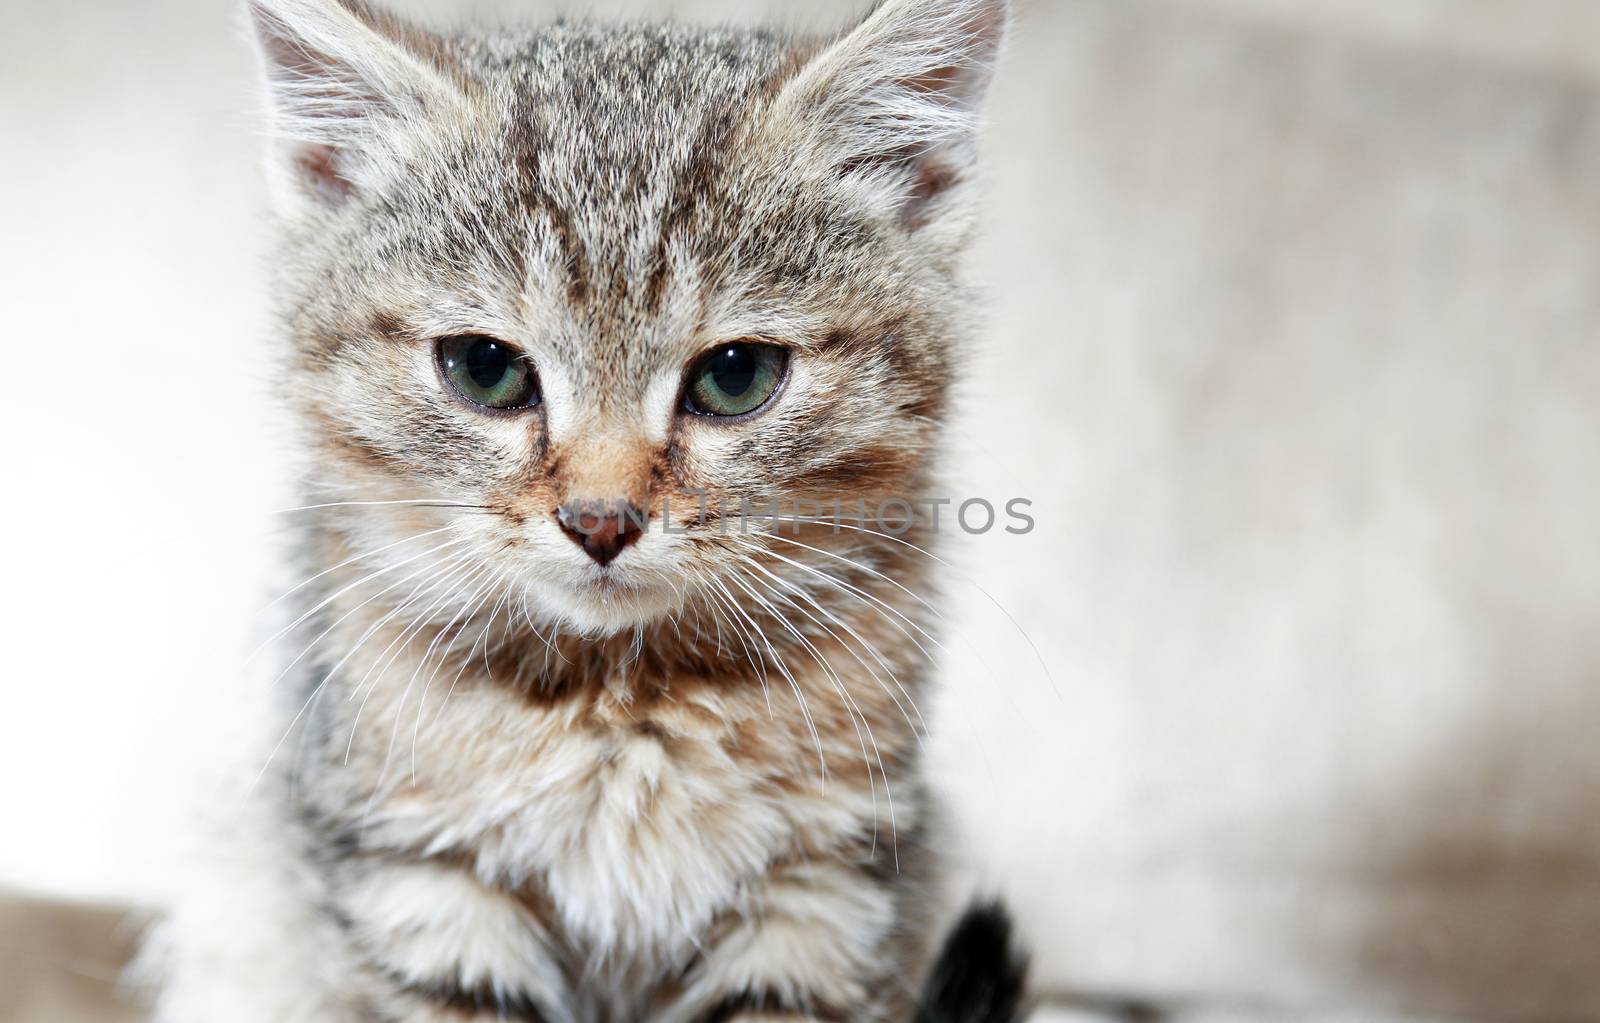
521,576,683,637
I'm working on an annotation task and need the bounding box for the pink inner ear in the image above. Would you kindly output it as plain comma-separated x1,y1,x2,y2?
293,142,357,204
251,1,341,83
838,138,965,230
902,0,1005,105
901,151,960,229
906,62,968,103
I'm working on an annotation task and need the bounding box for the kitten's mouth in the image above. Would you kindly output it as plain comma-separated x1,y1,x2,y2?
584,571,643,593
524,564,684,636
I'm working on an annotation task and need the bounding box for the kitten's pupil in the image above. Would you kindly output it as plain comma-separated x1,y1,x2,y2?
465,339,510,389
708,346,758,398
686,342,787,418
438,335,538,410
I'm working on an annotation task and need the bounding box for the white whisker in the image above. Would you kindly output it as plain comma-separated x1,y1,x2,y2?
264,525,455,612
729,566,897,866
767,517,1061,700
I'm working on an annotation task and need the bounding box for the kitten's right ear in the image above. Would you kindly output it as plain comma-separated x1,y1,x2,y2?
770,0,1006,231
246,0,469,213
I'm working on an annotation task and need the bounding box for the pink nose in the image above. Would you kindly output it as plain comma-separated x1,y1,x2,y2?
556,502,645,566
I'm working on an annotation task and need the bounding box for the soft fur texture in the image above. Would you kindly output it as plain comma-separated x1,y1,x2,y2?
144,0,1016,1020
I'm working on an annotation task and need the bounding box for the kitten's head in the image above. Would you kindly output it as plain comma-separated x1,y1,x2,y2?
251,0,1004,635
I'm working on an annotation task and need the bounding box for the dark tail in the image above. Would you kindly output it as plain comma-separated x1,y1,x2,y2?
914,901,1030,1023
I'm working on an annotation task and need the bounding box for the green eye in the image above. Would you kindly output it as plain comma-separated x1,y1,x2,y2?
438,335,539,410
685,342,788,418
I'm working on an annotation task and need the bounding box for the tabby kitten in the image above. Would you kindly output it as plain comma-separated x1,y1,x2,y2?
148,0,1023,1019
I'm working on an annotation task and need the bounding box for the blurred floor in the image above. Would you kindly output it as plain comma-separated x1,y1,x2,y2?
0,893,145,1023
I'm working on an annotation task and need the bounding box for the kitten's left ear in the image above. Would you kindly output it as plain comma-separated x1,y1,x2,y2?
246,0,473,214
773,0,1007,229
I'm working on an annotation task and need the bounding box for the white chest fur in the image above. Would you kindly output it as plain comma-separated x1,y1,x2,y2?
340,670,881,966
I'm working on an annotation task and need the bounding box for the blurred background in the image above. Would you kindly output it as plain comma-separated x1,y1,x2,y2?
4,0,1600,1020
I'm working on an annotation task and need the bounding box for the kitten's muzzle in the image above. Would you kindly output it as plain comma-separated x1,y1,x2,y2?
556,501,646,567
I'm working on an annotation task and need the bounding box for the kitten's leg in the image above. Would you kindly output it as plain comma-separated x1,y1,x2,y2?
324,856,574,1023
144,798,358,1023
673,851,935,1023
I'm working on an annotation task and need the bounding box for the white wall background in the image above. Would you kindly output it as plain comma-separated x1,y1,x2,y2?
6,1,1600,1020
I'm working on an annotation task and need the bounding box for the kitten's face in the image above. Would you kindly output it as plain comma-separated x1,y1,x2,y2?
256,0,1001,634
